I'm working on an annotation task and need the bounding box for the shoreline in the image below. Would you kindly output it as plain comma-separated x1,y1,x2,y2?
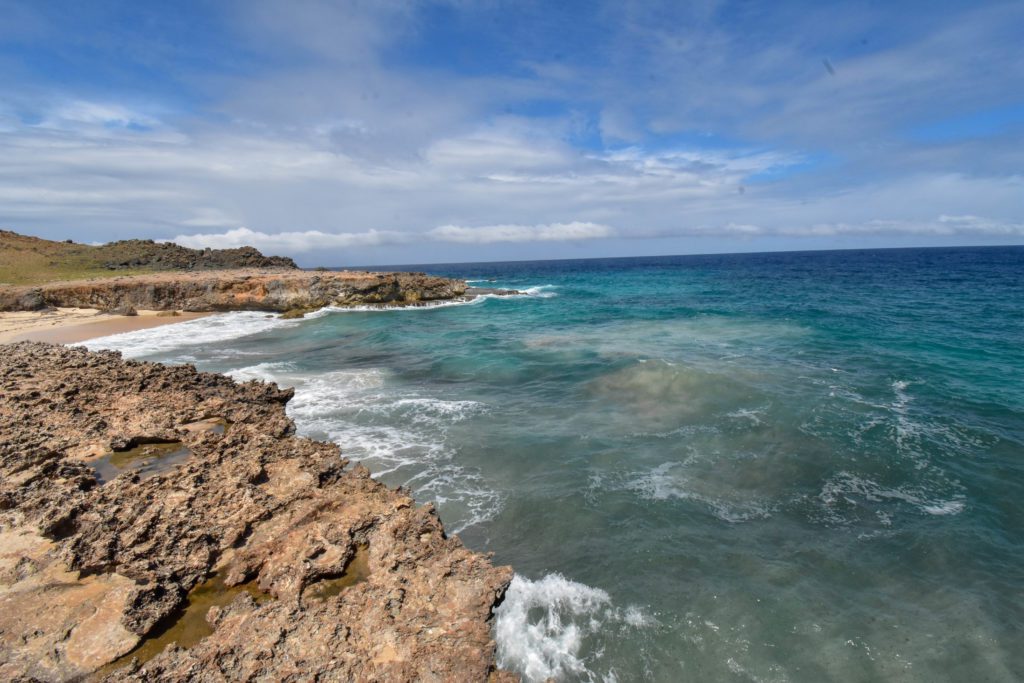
0,308,212,345
0,286,519,346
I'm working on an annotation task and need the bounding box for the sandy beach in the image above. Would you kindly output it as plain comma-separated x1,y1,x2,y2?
0,308,211,345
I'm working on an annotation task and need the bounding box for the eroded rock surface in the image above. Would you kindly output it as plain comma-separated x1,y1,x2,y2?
0,342,514,682
0,269,469,313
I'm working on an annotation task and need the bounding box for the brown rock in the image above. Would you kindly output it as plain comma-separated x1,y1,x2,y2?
0,343,515,682
0,268,471,313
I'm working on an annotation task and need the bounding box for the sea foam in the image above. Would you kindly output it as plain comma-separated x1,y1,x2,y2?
83,311,297,358
229,361,502,533
495,573,654,683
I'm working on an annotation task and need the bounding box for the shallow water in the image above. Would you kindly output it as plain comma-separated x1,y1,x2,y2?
86,247,1024,682
305,545,371,601
91,441,192,484
101,570,272,673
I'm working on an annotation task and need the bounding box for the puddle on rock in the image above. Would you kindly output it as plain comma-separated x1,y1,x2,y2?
91,441,192,485
100,571,272,674
305,545,370,601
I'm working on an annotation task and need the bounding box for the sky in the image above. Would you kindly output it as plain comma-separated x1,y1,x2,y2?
0,0,1022,266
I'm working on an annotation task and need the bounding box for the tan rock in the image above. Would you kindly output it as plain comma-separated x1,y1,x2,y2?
0,268,470,313
0,342,515,682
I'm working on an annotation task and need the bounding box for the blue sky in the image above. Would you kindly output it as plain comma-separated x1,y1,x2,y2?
0,0,1021,266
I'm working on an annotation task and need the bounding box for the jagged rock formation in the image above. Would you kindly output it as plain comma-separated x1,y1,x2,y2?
0,343,515,682
97,239,297,271
0,269,469,313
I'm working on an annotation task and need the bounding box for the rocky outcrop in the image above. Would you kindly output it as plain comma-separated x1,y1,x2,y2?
0,269,470,313
97,239,298,271
0,230,297,274
0,230,302,287
0,343,514,682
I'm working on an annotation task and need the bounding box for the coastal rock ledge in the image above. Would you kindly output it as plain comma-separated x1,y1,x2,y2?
0,342,515,682
0,268,469,313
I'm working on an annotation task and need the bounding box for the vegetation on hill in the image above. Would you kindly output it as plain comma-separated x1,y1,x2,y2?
0,230,297,285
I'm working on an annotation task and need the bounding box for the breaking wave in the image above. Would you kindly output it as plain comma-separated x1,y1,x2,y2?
495,573,654,683
229,362,502,533
82,311,297,357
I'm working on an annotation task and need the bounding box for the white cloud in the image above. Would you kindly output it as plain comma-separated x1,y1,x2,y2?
423,126,574,172
672,215,1024,238
45,101,160,129
801,216,1024,237
428,222,615,244
170,227,406,252
170,222,616,253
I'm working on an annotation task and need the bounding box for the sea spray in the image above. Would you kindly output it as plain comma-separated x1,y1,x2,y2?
495,574,654,683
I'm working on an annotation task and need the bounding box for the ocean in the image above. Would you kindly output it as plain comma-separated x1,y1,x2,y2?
85,246,1024,682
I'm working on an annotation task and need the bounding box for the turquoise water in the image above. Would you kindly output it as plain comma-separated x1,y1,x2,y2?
88,247,1024,682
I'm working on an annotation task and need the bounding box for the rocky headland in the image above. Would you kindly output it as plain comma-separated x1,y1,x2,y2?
0,268,472,316
0,342,515,681
0,231,297,286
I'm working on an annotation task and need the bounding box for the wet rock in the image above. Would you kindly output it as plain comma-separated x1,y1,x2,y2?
279,307,312,319
0,343,514,682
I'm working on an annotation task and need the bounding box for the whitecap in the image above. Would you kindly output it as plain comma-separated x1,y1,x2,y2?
817,471,966,521
726,407,766,426
82,311,297,358
227,361,297,383
305,297,489,317
495,573,653,683
227,363,502,533
622,462,775,523
521,284,559,298
921,500,966,516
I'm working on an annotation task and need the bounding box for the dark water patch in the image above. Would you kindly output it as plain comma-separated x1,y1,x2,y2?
305,545,370,600
91,440,191,484
100,571,272,674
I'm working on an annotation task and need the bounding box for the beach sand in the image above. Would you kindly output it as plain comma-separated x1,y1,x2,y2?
0,308,211,345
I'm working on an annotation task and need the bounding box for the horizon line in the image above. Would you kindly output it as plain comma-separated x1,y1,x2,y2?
333,242,1024,272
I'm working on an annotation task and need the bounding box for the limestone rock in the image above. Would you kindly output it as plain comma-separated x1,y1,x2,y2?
0,342,514,682
0,269,471,313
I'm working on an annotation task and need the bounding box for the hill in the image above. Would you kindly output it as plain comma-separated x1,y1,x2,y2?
0,230,297,285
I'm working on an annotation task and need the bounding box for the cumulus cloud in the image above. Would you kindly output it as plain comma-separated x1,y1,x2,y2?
170,222,615,252
170,227,407,252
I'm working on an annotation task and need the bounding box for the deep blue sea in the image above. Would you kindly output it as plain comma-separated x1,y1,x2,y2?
87,247,1024,682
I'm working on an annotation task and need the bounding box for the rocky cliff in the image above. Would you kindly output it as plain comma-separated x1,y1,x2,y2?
0,343,515,681
0,269,469,313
